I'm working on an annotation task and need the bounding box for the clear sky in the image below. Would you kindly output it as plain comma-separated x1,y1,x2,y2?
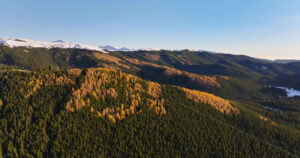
0,0,299,59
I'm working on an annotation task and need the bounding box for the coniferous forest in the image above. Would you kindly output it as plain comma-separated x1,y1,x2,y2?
0,47,299,157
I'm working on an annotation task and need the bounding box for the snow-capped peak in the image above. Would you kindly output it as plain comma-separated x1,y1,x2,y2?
98,45,218,53
53,40,65,43
119,47,131,51
0,38,107,53
99,45,163,52
99,45,133,51
99,45,119,51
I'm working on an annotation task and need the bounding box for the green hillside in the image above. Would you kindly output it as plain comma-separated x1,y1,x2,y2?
0,68,299,157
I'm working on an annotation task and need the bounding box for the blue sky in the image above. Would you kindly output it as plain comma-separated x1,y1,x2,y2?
0,0,299,59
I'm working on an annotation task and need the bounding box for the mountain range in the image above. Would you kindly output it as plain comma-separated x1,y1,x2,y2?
0,38,107,53
2,38,298,63
0,38,300,157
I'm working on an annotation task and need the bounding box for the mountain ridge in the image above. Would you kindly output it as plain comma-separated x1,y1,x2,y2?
0,38,108,53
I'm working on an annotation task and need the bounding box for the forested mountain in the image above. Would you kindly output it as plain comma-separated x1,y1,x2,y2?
2,45,300,80
1,45,300,97
0,68,299,157
0,46,300,157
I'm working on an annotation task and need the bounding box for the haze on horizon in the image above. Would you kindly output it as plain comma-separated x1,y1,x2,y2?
0,0,299,60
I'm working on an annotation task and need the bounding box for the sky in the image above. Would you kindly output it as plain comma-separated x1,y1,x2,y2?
0,0,299,60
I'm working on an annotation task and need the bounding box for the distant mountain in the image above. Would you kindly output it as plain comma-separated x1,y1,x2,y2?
99,45,160,52
99,45,132,51
99,45,216,52
0,38,218,54
273,59,300,64
0,38,107,52
99,45,119,51
257,59,300,64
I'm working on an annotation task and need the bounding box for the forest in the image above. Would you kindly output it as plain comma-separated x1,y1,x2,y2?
0,68,299,157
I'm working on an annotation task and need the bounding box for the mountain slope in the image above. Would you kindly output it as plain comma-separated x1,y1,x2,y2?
0,68,299,157
1,45,299,102
111,50,300,79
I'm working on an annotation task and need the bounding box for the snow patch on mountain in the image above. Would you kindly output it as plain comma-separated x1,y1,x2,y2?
260,65,268,70
0,38,107,53
276,86,300,97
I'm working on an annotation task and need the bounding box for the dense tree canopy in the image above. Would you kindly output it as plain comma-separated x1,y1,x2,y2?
0,69,299,157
